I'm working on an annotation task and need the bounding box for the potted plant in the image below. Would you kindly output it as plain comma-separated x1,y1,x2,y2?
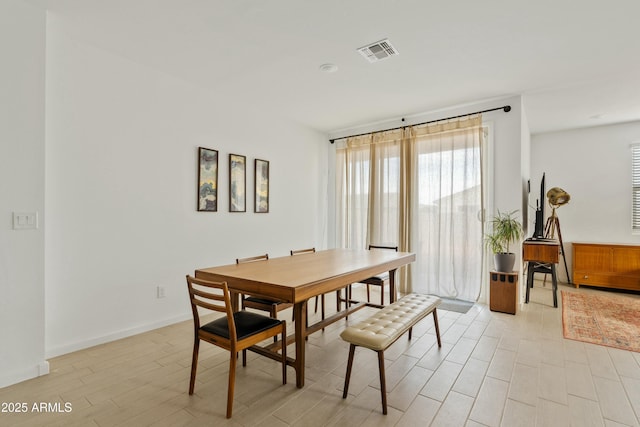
485,210,524,272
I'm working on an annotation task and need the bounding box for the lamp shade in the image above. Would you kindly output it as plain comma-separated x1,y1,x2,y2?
547,187,570,207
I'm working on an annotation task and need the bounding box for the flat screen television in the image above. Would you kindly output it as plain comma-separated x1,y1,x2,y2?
532,173,545,239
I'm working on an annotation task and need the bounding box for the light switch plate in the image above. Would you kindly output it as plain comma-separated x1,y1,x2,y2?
13,212,38,230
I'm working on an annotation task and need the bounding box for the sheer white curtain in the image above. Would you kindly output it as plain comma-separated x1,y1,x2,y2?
336,132,403,249
336,130,407,289
368,131,401,247
335,137,371,249
412,116,484,301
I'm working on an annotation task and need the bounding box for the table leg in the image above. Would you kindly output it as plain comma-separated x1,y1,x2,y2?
230,291,240,312
551,264,558,308
293,300,307,388
525,262,534,303
389,268,397,303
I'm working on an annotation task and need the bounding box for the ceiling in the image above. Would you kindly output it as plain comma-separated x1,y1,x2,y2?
26,0,640,135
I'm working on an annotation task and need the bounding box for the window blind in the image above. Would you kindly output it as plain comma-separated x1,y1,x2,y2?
632,144,640,230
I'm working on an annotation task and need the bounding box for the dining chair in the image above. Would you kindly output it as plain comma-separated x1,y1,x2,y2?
361,245,399,305
185,275,287,418
290,248,325,326
237,254,294,321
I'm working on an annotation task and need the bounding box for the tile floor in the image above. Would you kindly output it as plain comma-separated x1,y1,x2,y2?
1,281,639,426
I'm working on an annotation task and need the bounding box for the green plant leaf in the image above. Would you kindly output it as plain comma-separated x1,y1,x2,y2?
484,210,523,254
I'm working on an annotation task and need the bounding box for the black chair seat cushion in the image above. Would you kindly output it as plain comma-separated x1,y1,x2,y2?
363,272,389,284
244,296,283,306
201,311,283,340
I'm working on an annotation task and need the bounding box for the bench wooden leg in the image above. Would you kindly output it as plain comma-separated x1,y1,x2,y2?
377,350,387,415
341,297,442,415
433,308,442,347
342,344,356,398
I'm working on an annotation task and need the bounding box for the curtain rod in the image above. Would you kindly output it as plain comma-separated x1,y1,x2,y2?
329,105,511,144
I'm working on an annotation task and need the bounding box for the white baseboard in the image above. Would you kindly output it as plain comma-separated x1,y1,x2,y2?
45,313,191,359
0,360,49,389
38,361,50,376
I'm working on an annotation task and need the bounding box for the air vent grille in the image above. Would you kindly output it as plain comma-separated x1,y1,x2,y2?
357,39,399,63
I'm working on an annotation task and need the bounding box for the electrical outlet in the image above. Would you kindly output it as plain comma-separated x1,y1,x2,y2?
157,286,166,299
13,212,38,230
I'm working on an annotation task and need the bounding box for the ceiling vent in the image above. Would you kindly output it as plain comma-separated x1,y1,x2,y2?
357,39,399,63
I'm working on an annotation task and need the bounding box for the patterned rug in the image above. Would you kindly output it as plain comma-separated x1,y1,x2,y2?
562,290,640,352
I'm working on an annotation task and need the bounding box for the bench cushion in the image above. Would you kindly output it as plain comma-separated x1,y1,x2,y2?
340,293,441,351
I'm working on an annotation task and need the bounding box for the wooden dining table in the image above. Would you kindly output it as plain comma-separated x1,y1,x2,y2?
195,248,416,388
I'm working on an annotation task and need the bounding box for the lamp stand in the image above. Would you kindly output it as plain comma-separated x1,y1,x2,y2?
544,208,571,284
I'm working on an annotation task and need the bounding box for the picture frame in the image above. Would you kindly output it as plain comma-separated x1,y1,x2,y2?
197,147,218,212
254,159,269,213
229,153,246,212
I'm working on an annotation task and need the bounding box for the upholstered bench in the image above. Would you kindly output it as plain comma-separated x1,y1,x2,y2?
340,293,442,414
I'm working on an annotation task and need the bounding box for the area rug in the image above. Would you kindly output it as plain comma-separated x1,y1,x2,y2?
438,297,474,314
562,290,640,352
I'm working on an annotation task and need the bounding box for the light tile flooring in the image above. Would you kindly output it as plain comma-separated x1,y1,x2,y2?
1,282,639,426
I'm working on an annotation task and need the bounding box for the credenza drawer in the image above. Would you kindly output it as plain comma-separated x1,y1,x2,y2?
573,271,640,291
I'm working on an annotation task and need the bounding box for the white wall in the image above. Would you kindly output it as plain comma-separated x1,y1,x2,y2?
531,121,640,282
521,98,532,235
0,1,47,387
44,18,327,357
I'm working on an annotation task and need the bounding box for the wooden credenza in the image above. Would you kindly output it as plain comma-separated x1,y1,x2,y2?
572,242,640,291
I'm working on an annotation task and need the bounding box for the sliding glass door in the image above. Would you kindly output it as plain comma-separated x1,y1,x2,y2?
335,118,486,301
412,128,484,301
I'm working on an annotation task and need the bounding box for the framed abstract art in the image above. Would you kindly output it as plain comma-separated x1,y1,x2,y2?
254,159,269,213
229,153,246,212
197,147,218,212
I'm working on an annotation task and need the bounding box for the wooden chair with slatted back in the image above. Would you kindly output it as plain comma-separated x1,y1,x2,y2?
237,254,294,320
361,245,399,305
186,275,286,418
290,248,325,325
